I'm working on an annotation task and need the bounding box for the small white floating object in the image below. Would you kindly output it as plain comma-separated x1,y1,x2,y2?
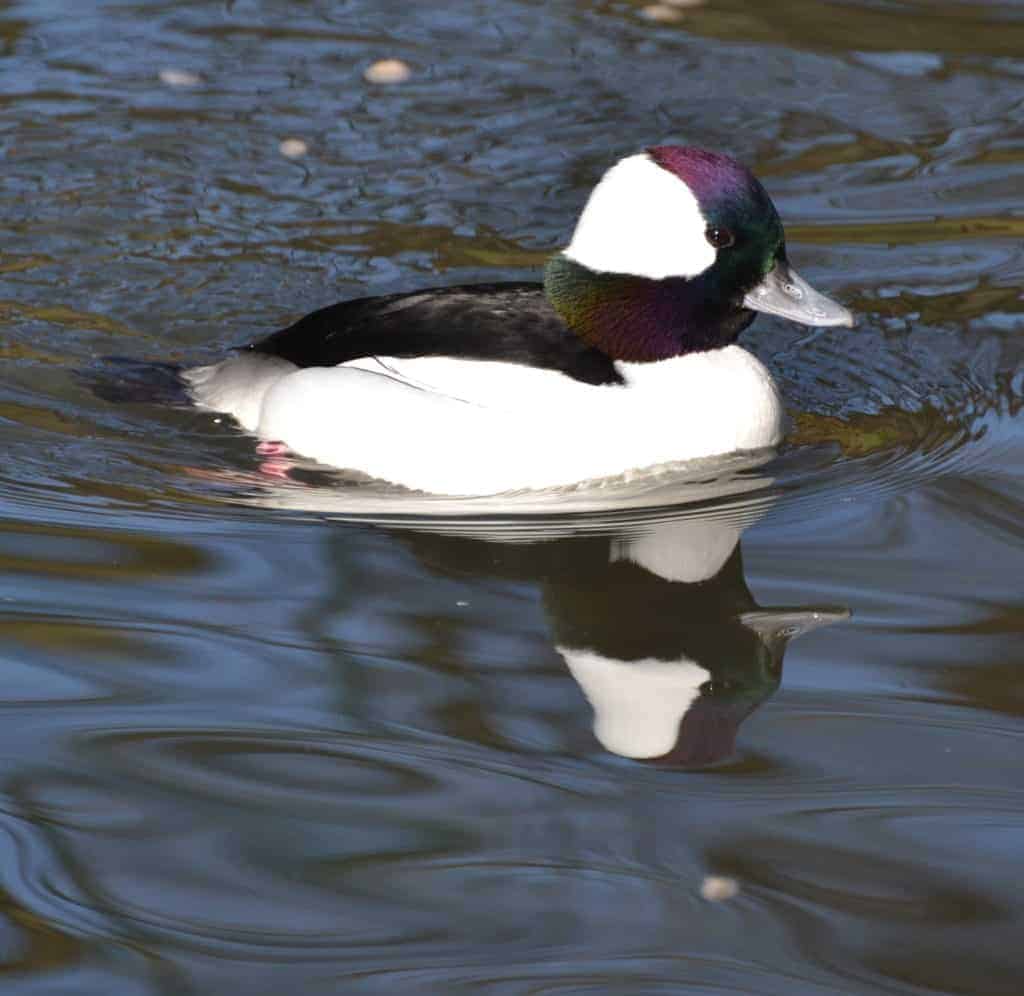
363,58,412,84
279,138,309,159
641,4,685,21
700,875,740,902
158,68,201,88
642,0,704,18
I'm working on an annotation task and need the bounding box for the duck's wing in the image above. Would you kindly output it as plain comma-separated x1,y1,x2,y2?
247,282,622,387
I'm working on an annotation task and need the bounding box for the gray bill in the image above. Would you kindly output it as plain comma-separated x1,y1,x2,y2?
743,260,854,327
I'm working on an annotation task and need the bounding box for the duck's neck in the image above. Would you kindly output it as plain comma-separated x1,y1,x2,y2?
544,254,754,363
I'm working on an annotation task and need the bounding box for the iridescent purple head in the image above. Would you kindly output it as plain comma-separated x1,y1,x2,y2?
545,145,852,362
647,145,784,283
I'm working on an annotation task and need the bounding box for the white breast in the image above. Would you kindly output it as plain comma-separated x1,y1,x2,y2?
185,346,784,495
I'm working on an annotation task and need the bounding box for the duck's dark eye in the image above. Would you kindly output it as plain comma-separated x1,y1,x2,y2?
705,226,735,250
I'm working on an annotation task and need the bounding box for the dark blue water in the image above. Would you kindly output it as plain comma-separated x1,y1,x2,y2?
2,1,1024,992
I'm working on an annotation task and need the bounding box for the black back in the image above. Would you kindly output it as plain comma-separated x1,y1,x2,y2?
249,282,624,387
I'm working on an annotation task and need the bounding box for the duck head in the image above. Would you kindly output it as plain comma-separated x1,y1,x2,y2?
544,146,853,362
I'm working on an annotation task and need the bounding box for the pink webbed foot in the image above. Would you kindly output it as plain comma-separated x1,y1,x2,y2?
256,440,290,457
256,440,295,479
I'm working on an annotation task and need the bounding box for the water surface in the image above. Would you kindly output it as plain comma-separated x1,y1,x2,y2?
2,0,1024,992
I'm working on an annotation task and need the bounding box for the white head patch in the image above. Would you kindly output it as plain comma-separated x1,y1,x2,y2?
563,153,716,280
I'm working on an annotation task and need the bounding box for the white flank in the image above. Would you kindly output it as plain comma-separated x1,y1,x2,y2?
185,347,784,495
563,153,717,279
558,647,710,758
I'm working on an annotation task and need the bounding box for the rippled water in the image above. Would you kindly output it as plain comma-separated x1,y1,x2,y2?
2,0,1024,992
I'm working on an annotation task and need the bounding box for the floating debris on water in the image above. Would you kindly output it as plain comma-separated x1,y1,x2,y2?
700,876,740,902
641,5,685,23
158,68,201,88
279,138,309,159
364,58,412,84
642,0,704,19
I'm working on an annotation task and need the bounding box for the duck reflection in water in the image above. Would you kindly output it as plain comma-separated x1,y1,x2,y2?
388,510,848,768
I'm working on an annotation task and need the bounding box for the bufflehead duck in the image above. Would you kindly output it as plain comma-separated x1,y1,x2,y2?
185,146,853,495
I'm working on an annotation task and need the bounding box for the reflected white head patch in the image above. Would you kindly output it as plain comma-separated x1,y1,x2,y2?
558,647,710,758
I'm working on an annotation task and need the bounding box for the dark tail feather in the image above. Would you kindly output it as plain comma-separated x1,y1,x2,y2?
79,357,190,406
